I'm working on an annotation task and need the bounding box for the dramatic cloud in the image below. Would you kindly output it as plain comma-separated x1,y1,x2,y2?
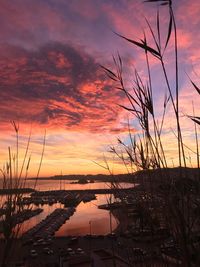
0,42,127,133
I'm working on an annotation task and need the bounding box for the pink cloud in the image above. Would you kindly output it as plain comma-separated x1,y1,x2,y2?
0,43,129,135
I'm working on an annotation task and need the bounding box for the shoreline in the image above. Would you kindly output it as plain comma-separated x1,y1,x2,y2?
0,188,35,195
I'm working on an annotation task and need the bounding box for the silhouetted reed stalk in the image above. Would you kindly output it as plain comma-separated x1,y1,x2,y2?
102,0,200,266
0,123,46,267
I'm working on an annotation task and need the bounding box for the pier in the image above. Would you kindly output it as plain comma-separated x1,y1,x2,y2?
17,188,135,207
31,187,135,196
23,208,76,239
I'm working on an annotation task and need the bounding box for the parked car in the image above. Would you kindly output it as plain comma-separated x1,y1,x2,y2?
30,249,38,258
43,247,53,255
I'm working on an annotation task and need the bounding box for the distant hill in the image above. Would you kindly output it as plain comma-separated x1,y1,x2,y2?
27,167,200,185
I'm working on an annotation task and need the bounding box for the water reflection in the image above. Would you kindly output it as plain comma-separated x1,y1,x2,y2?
18,194,118,236
56,194,118,236
25,180,133,191
1,180,134,237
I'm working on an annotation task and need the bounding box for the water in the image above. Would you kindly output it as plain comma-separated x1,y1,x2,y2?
1,179,134,236
25,179,133,191
0,177,133,191
56,194,118,236
18,195,119,236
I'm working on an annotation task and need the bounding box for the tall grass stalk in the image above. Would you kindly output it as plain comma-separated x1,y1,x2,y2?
102,0,200,266
0,124,46,267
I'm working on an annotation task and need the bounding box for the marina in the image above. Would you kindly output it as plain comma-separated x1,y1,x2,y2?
0,181,134,237
18,193,119,237
0,180,131,238
18,188,135,206
23,208,76,239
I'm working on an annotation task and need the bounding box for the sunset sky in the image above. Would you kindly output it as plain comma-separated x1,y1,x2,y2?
0,0,200,177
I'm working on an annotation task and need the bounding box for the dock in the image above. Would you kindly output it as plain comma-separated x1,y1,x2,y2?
23,208,76,239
